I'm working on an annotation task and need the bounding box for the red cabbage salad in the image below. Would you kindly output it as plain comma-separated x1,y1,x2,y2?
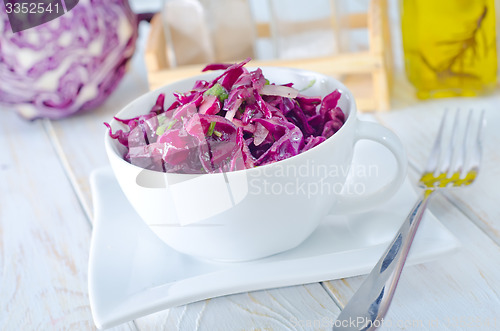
106,59,345,173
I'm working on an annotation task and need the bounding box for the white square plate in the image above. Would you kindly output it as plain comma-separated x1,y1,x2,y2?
88,141,460,329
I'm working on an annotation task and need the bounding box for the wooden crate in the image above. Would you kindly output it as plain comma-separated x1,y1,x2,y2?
144,0,392,111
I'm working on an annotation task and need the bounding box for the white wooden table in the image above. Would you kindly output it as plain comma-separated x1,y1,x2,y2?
2,24,500,331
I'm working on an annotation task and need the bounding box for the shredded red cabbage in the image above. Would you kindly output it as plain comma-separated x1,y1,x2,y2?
106,59,345,173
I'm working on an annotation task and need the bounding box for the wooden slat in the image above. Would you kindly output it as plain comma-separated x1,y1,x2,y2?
368,0,385,54
0,110,125,330
274,17,337,36
380,0,394,90
147,52,382,89
257,13,367,40
342,73,376,111
368,0,391,111
256,22,271,38
340,12,368,29
144,13,169,72
134,284,340,330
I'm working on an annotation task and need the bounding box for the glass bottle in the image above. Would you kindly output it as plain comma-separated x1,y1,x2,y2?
401,0,498,99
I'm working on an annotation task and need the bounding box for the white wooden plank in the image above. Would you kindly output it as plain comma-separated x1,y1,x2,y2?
324,190,500,330
0,109,138,331
134,284,340,331
375,92,500,245
0,110,95,329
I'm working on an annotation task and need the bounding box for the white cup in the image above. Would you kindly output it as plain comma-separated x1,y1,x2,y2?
105,67,407,262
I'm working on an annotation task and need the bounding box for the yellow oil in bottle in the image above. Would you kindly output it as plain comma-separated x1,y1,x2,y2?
401,0,497,99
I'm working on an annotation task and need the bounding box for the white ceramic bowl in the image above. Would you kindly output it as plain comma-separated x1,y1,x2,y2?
105,67,407,261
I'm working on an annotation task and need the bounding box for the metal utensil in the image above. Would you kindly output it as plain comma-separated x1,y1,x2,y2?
332,109,485,331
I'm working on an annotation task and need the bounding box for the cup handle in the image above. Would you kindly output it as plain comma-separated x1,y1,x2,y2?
331,120,408,214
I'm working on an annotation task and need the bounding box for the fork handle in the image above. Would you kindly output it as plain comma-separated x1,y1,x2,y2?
332,190,432,331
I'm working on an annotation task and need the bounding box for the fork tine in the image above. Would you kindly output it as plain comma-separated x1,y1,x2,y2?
448,110,471,178
422,109,484,188
421,109,461,187
459,110,473,172
474,109,486,170
423,110,448,176
439,109,460,176
461,110,485,184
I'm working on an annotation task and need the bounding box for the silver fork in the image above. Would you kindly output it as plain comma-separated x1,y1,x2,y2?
332,109,485,331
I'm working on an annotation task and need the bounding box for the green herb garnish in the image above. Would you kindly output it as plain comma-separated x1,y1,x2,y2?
156,125,167,136
167,119,177,130
156,118,177,136
204,83,229,102
207,121,216,136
